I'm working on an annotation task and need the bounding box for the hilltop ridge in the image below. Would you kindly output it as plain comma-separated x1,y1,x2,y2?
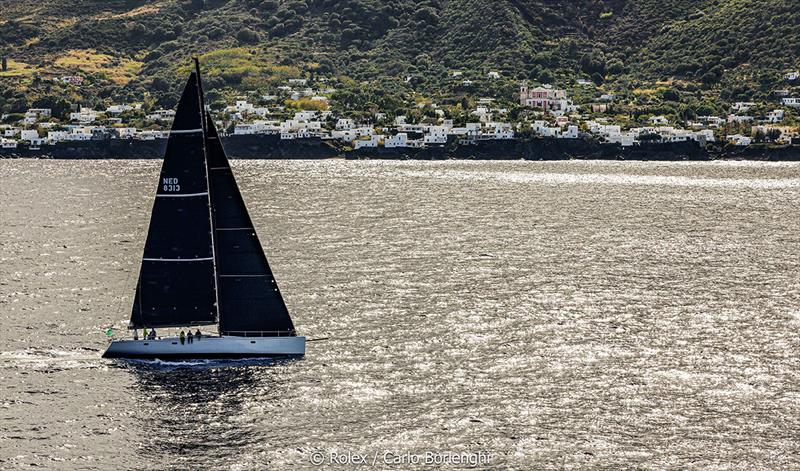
0,0,798,114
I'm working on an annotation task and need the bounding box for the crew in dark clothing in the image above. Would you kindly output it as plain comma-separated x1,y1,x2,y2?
149,328,157,340
187,330,194,344
179,330,185,345
195,329,202,341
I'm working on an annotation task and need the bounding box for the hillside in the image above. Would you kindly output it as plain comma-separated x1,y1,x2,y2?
0,0,798,115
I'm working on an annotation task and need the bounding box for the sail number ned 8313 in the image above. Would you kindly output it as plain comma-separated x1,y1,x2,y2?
163,177,181,192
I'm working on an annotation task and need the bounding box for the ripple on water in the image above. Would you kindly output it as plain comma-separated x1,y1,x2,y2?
0,159,798,469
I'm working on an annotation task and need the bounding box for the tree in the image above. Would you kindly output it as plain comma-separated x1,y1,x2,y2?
606,59,624,75
32,96,71,119
237,28,259,44
151,77,170,92
1,58,6,72
766,128,782,142
663,89,680,101
580,50,606,75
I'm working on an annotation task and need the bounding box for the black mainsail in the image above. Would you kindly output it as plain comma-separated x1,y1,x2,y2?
128,61,295,337
130,71,217,328
206,114,296,336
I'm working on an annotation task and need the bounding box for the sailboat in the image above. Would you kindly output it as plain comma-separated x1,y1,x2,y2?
103,60,305,359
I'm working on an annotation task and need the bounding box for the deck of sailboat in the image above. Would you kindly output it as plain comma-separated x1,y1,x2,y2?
102,335,306,359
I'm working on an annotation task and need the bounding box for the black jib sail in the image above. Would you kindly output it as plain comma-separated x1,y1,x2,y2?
205,114,296,336
129,71,217,328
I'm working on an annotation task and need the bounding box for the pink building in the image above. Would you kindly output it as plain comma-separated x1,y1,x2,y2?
519,83,567,111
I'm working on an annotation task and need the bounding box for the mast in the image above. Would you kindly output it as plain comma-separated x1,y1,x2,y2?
195,57,222,329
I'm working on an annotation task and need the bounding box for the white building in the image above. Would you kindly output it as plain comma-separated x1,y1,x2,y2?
354,135,383,149
136,130,168,140
698,116,725,128
384,133,408,148
234,124,258,135
726,134,752,146
20,129,39,141
693,130,715,143
487,71,501,79
353,126,374,137
115,128,137,139
106,104,136,114
728,115,754,123
650,116,669,125
146,109,176,122
336,118,354,131
70,108,98,124
1,138,18,149
559,126,579,139
25,108,51,124
66,127,94,141
766,110,785,123
781,98,800,108
606,132,636,147
61,76,84,85
423,126,448,144
732,102,757,112
47,131,68,143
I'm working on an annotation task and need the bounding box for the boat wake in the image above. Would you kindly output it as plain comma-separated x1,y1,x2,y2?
0,348,102,370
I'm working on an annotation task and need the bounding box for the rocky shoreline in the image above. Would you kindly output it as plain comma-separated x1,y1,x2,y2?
1,134,799,161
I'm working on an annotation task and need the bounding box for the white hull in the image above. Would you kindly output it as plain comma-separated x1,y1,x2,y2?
102,335,305,359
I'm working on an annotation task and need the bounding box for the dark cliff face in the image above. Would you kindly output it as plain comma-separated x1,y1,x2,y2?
3,136,798,161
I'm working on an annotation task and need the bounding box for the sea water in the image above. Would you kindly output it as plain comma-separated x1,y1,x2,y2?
1,159,799,469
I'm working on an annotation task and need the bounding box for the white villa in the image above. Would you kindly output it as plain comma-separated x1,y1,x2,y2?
727,134,752,146
781,98,800,108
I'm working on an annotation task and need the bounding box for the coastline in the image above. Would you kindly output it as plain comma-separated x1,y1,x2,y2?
1,134,799,161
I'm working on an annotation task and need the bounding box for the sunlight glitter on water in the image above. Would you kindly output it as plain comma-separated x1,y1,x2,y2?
0,159,798,469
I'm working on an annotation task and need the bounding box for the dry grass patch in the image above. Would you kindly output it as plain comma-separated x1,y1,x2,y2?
99,4,162,20
54,49,143,85
0,59,38,78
